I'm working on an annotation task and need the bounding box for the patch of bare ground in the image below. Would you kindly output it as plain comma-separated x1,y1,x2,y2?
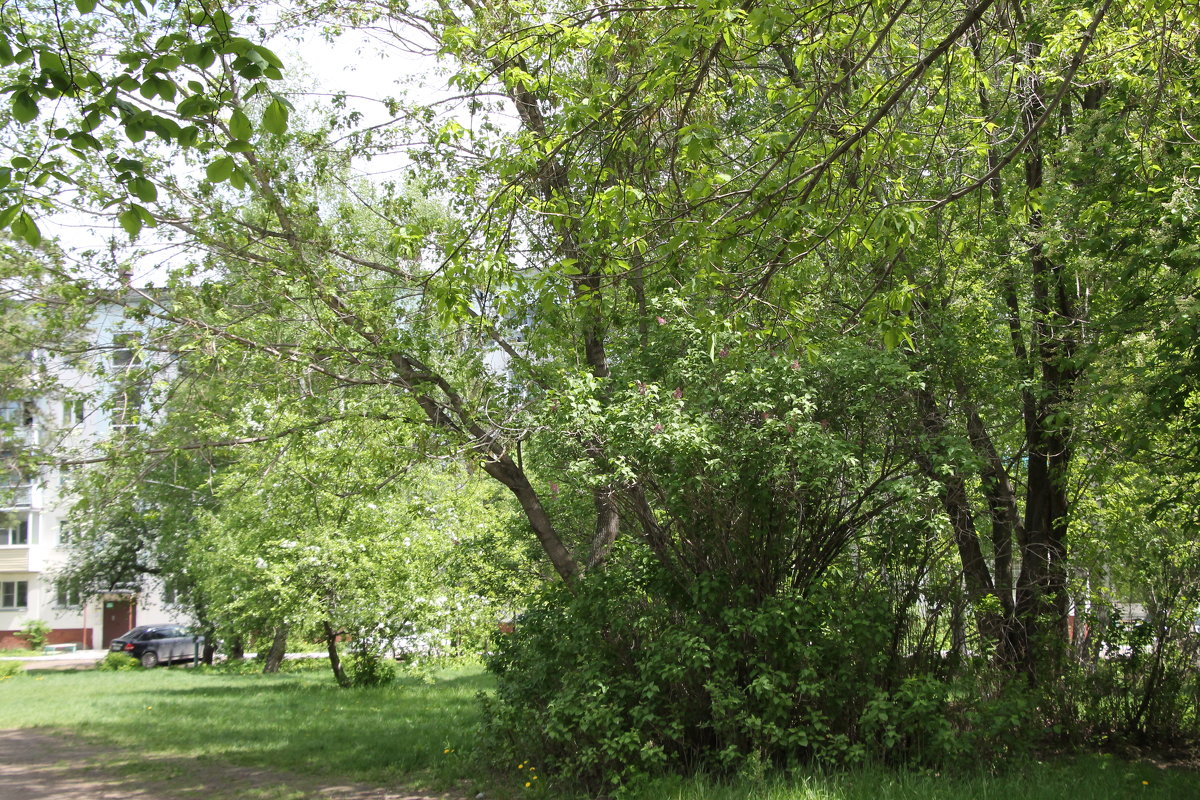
0,729,470,800
1109,741,1200,773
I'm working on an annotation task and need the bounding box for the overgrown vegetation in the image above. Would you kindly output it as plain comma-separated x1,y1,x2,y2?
0,666,1196,799
16,619,51,652
3,0,1200,791
95,652,143,672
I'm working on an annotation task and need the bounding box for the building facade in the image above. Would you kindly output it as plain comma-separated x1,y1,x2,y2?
0,304,179,650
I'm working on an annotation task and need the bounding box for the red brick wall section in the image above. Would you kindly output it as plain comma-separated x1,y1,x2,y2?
0,628,90,650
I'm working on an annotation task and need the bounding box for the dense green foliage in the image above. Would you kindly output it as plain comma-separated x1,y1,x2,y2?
0,0,289,244
3,0,1200,789
16,618,52,651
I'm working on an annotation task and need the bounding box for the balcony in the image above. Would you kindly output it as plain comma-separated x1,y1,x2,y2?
0,548,29,571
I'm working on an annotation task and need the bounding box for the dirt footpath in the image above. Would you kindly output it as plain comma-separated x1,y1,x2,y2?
0,729,463,800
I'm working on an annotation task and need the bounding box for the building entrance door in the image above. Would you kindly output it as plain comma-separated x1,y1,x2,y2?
101,598,136,646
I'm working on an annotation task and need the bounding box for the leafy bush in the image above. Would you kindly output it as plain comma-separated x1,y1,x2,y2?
17,619,52,651
96,652,143,671
859,674,1038,766
482,562,1041,793
343,650,397,687
0,661,24,679
1069,613,1200,745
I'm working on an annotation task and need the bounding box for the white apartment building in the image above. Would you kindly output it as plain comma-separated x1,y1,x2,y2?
0,303,179,651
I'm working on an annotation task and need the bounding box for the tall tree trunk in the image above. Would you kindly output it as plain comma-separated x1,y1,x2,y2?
262,624,289,674
200,626,216,666
323,621,349,687
229,635,245,661
960,405,1025,663
967,24,1027,668
913,388,1004,648
962,405,1020,618
1012,24,1081,682
587,486,621,569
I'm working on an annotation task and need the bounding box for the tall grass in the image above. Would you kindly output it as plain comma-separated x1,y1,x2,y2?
622,759,1198,800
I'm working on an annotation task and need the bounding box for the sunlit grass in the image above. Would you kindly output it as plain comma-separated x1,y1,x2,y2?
0,661,491,792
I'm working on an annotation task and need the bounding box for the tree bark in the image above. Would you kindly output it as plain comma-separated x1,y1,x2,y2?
963,405,1020,619
323,620,349,687
262,624,289,674
1011,24,1082,682
201,631,216,666
913,389,1004,648
586,487,621,569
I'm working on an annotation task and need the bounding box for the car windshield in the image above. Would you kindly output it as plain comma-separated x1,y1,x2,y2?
121,626,151,640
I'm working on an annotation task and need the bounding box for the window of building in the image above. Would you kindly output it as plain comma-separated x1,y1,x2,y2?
59,522,73,545
62,398,85,425
55,584,82,608
163,580,185,605
0,580,28,609
111,385,144,430
111,333,142,368
0,519,28,546
1,472,31,507
0,399,34,427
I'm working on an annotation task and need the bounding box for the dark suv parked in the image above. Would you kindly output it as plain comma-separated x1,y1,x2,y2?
109,625,202,668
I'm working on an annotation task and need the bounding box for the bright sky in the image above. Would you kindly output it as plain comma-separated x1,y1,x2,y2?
43,9,482,286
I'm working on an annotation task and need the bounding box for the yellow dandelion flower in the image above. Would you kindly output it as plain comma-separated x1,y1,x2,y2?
524,782,531,788
1142,781,1149,786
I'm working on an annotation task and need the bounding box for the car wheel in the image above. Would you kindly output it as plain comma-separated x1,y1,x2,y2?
140,650,160,669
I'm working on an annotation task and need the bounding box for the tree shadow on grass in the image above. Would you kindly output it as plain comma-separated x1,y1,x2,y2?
75,670,490,787
0,728,459,800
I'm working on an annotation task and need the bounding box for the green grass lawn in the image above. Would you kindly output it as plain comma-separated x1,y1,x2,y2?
0,661,491,793
0,662,1194,799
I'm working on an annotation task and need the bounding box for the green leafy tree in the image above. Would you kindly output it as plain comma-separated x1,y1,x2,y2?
0,0,288,244
14,0,1200,779
192,422,522,684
